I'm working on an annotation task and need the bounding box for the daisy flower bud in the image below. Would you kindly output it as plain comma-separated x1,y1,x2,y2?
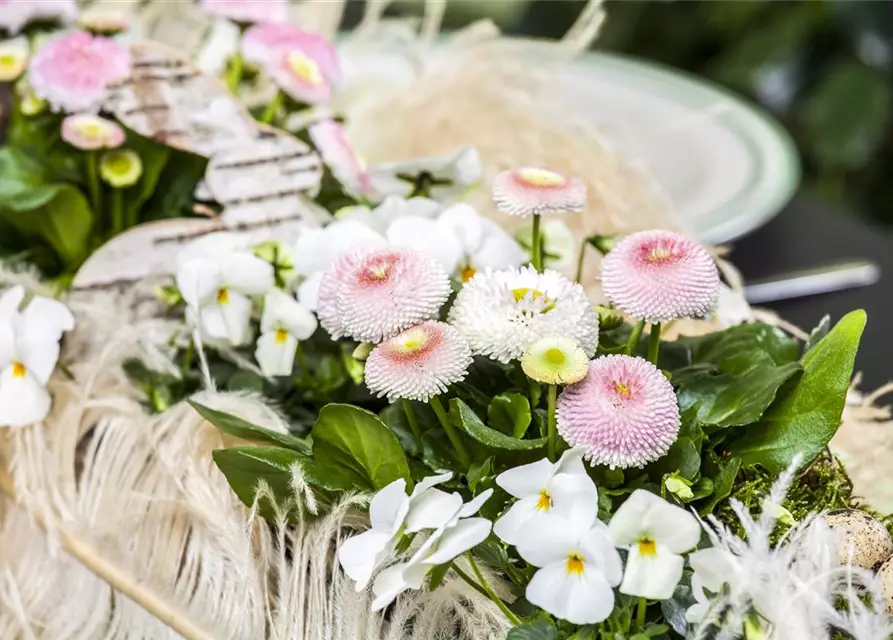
61,114,125,151
99,149,143,187
364,321,472,402
521,336,589,385
317,247,451,343
557,355,680,468
601,229,720,323
448,266,598,363
309,120,373,198
0,37,28,82
492,167,586,218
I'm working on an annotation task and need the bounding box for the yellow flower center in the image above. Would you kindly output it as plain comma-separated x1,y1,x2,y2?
614,381,632,400
459,265,477,282
391,327,430,356
106,152,132,175
545,347,566,366
638,537,656,556
0,53,18,68
275,328,289,344
565,553,585,575
79,121,105,141
517,167,566,187
535,489,552,511
511,287,556,313
216,288,229,304
286,51,323,85
644,242,682,264
12,362,26,378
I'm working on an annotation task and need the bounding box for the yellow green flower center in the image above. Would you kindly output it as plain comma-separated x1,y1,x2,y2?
535,489,552,511
105,152,132,174
544,347,566,366
565,553,585,575
644,242,682,264
12,362,26,378
286,51,323,85
614,381,632,400
216,288,229,304
459,265,477,282
79,121,104,140
275,328,289,344
0,53,19,68
517,167,566,187
391,328,430,355
511,287,556,313
638,537,656,556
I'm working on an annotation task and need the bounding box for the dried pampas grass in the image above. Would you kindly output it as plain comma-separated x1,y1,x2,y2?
0,272,510,640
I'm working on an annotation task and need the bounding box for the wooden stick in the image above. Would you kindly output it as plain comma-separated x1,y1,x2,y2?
0,466,218,640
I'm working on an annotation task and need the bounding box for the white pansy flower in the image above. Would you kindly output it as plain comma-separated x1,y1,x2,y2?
338,472,455,591
254,289,317,377
176,233,274,346
339,196,441,234
494,449,597,545
514,491,622,625
293,219,387,310
516,218,576,270
686,547,740,624
0,285,74,428
371,489,493,611
607,489,701,600
369,147,482,202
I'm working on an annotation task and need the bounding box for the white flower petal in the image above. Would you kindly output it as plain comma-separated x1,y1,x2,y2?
423,517,491,566
294,220,386,275
19,296,74,341
411,471,452,497
515,515,577,567
549,478,599,532
493,495,541,545
458,488,493,518
371,562,411,611
606,489,657,547
18,335,60,385
526,561,616,625
495,457,555,499
292,228,327,275
176,258,221,308
386,216,463,274
620,543,684,600
176,233,247,267
207,291,253,345
404,488,462,533
0,365,51,427
221,253,275,296
689,547,737,593
297,272,324,311
261,289,317,339
437,203,484,254
255,331,297,377
0,285,24,323
338,529,394,591
473,218,527,271
642,498,701,553
0,322,15,369
579,526,624,587
369,478,410,532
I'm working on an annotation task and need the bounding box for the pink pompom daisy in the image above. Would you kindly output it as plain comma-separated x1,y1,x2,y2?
29,31,130,113
0,0,77,35
492,167,587,217
309,120,373,197
317,247,451,343
61,114,124,150
365,321,473,402
557,355,680,469
601,230,720,323
198,0,289,25
242,23,340,84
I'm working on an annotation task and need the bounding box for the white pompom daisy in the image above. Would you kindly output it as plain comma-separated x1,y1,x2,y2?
448,266,599,363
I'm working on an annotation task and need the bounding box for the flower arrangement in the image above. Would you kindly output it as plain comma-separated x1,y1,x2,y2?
0,3,891,640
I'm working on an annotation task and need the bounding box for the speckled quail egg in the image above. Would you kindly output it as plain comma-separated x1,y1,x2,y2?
822,509,893,570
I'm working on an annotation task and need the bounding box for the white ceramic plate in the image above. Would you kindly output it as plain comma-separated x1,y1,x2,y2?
564,52,800,244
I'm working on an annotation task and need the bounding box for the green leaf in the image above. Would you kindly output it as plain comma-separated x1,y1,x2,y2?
379,403,421,457
212,446,304,518
647,437,700,481
699,455,742,514
121,132,171,224
467,456,494,492
680,322,799,366
190,400,311,454
450,398,547,450
427,561,452,590
139,150,208,220
27,185,93,266
0,147,61,211
701,358,802,428
728,310,866,472
506,620,558,640
488,392,531,438
310,403,411,491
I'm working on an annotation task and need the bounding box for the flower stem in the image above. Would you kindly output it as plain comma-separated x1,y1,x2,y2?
531,214,543,272
647,322,662,366
227,52,243,94
110,188,124,237
625,319,646,355
450,562,491,600
402,399,423,450
547,384,558,462
429,395,470,468
467,552,521,626
637,596,647,630
86,151,102,217
574,241,587,283
261,90,283,125
295,342,310,385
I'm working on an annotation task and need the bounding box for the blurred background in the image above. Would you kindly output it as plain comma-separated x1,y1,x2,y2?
368,0,893,228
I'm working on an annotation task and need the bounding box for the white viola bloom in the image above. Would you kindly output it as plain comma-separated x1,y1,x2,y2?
516,218,576,270
293,219,387,311
514,490,623,625
338,472,454,591
607,489,701,600
0,285,74,428
686,547,740,624
371,489,493,611
176,233,275,346
254,289,317,377
339,195,441,235
494,449,597,545
368,147,482,202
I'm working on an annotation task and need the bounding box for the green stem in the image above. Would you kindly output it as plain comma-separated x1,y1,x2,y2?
625,319,646,355
531,214,543,272
262,91,283,125
402,399,423,450
451,562,492,600
429,395,470,468
467,553,521,626
227,52,243,94
109,188,124,237
647,322,662,366
86,151,102,218
637,596,647,630
574,241,587,283
547,384,558,462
